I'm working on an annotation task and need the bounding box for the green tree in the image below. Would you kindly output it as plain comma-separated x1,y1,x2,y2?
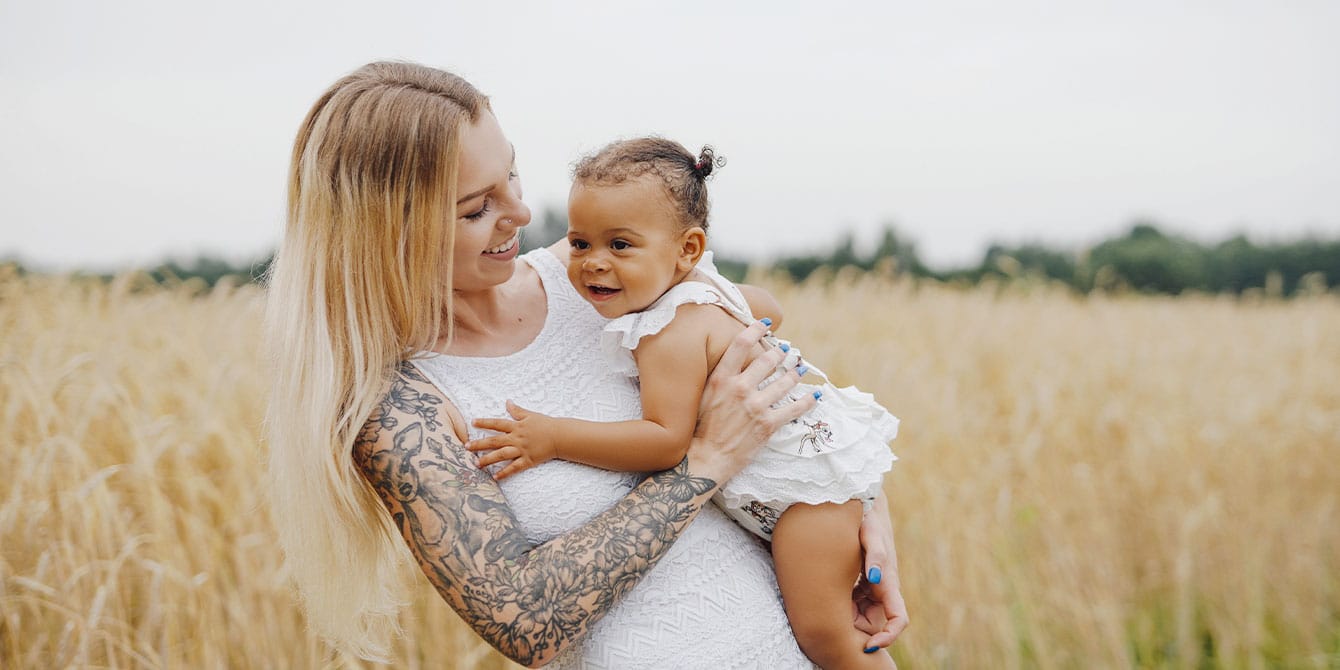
1082,223,1209,294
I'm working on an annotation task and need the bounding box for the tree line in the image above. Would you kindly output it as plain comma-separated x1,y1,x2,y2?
7,212,1335,297
762,221,1338,297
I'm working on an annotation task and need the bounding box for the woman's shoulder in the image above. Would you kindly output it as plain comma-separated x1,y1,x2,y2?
355,362,470,460
542,239,570,266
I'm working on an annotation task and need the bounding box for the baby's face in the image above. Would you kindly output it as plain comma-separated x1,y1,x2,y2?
566,176,691,318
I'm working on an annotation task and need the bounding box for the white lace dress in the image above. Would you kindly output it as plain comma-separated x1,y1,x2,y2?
602,252,900,541
412,248,814,669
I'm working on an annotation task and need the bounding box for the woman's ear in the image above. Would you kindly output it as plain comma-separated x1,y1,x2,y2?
677,227,707,271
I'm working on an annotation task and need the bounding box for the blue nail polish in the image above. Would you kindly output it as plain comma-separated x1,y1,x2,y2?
796,365,809,377
760,317,772,327
864,646,879,654
812,390,823,400
868,566,882,584
780,342,790,352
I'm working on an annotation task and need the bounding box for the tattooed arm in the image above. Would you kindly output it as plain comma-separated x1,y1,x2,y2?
354,322,812,667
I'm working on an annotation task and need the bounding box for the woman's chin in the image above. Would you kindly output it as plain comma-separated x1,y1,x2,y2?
455,259,518,292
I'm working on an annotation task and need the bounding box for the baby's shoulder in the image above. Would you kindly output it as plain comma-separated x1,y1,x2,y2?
646,300,735,338
666,302,749,367
613,276,750,363
634,301,739,354
670,299,743,329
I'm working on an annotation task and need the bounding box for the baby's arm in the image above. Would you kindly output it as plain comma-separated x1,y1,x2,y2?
467,305,722,480
468,405,694,479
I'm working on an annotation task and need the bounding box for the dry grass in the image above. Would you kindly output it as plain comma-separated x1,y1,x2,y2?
2,267,1337,668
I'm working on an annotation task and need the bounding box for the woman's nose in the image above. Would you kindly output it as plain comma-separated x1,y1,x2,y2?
500,199,531,230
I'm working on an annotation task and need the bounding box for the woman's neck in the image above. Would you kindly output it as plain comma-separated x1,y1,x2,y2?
450,288,511,333
435,262,548,357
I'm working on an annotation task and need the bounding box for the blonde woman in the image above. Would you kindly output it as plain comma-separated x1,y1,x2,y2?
266,61,907,668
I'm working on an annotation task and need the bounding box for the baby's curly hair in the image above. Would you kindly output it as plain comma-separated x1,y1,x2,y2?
572,137,724,233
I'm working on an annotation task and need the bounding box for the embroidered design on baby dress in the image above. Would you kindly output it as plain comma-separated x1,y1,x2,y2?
744,501,782,536
797,419,835,455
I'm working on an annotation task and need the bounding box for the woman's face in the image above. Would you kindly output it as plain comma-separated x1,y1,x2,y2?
451,111,531,292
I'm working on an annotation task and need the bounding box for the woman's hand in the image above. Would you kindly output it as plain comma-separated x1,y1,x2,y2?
853,491,909,651
687,320,815,482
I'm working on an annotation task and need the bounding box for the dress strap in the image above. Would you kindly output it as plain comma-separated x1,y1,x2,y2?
521,247,569,304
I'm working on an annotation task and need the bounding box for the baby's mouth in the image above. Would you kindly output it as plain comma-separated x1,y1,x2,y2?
587,285,621,299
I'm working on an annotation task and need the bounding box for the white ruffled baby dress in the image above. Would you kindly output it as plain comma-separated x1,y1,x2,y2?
602,252,899,541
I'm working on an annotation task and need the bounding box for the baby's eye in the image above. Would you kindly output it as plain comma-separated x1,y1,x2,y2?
611,239,631,251
570,239,590,250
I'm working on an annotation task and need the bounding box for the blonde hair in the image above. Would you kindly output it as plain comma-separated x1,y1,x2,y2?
263,61,488,660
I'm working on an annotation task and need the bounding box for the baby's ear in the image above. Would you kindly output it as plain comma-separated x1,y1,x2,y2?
677,227,707,271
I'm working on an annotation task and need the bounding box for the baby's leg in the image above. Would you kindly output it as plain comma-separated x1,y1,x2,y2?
773,500,896,670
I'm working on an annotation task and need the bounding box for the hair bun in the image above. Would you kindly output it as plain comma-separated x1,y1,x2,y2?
692,146,724,179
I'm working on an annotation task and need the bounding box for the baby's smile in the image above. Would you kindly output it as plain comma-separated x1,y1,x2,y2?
586,284,621,298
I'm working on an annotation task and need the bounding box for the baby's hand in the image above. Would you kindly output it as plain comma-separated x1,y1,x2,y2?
467,400,559,480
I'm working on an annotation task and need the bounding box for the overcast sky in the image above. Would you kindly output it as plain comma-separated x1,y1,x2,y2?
2,0,1337,271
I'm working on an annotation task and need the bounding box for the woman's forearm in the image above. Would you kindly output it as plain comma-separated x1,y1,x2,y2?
493,458,716,662
354,363,717,667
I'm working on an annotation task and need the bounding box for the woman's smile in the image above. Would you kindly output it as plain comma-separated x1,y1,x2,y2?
483,234,519,260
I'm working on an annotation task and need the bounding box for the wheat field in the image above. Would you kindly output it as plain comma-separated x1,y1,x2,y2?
2,266,1337,669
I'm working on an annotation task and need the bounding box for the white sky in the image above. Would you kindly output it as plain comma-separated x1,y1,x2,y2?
2,0,1337,271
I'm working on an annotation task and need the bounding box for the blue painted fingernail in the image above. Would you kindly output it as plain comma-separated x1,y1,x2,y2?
864,646,879,654
796,365,809,377
760,317,772,327
780,342,790,352
868,566,882,584
812,390,822,400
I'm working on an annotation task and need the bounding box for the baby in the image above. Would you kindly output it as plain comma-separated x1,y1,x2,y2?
469,138,899,668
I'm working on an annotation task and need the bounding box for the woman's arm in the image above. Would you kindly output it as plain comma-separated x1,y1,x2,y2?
355,323,812,667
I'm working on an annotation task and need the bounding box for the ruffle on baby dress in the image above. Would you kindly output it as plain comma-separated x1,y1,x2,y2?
601,252,899,541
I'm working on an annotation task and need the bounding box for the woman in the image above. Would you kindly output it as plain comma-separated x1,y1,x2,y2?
265,61,907,668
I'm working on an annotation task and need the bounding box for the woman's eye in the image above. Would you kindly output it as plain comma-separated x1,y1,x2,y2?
463,201,491,221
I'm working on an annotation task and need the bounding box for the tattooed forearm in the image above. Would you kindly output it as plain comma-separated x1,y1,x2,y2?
352,361,718,666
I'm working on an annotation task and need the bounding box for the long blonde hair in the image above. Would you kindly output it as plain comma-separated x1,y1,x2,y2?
263,61,488,660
